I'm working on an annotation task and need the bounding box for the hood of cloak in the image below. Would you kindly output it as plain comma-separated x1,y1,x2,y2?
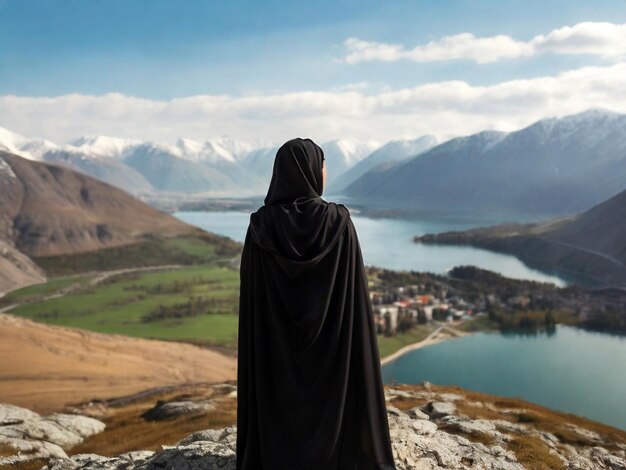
248,137,350,279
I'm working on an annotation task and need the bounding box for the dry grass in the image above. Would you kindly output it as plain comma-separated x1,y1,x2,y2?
388,395,430,412
0,459,49,470
438,422,497,445
69,384,237,456
0,443,16,458
385,382,626,453
427,385,624,445
0,443,48,470
508,435,566,470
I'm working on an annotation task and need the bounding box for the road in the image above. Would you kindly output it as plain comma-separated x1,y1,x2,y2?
0,264,183,313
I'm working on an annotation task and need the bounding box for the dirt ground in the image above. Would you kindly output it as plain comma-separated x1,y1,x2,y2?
0,313,237,413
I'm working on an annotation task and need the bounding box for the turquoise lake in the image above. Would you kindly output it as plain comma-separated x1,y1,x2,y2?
382,325,626,431
174,210,570,285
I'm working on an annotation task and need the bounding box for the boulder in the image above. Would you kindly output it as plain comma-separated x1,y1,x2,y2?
421,401,456,419
141,400,216,420
0,403,105,467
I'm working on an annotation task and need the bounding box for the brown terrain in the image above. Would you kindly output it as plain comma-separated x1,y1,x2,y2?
0,151,200,258
0,312,237,414
0,151,213,293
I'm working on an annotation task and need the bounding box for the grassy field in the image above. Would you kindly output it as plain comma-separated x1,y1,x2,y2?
377,323,439,358
6,263,449,357
32,233,241,276
6,245,477,357
0,273,95,307
8,265,241,348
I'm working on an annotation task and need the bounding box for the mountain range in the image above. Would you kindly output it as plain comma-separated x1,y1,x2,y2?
4,108,626,218
343,109,626,217
0,127,425,196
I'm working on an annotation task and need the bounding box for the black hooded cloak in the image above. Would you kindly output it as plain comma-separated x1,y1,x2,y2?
236,137,396,470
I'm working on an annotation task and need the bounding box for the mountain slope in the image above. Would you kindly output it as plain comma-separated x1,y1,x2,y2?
238,139,382,195
321,139,380,189
43,148,154,193
122,143,241,193
344,109,626,216
0,128,154,194
416,185,626,286
0,312,236,412
0,151,200,257
332,135,438,192
0,239,46,295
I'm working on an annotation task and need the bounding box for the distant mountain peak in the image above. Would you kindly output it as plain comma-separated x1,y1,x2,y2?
70,135,142,157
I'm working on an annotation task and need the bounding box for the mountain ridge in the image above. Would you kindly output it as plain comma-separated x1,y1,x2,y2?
343,108,626,217
415,184,626,286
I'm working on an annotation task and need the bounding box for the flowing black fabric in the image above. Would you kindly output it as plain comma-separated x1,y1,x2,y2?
236,138,397,470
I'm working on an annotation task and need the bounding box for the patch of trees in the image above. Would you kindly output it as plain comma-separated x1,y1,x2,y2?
141,296,235,322
584,307,626,333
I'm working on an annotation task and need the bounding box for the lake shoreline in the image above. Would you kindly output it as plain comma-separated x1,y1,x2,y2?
380,322,473,366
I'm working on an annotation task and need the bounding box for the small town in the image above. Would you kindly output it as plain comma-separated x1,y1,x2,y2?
367,265,626,336
370,280,478,336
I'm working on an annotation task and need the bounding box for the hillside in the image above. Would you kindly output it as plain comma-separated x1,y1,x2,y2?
331,135,438,192
0,312,236,414
415,186,626,286
344,109,626,217
0,238,46,294
0,151,241,291
0,151,200,257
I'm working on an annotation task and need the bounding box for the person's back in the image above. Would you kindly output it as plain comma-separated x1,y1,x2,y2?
236,137,397,470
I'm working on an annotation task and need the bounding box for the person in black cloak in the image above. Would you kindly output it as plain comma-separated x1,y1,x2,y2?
236,137,397,470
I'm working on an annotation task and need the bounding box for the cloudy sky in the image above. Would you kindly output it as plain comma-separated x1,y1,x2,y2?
1,0,626,145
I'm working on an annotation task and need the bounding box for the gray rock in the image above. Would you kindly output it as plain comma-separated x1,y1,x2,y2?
436,392,463,402
0,403,105,466
421,401,457,419
455,418,497,435
47,413,106,438
28,393,626,470
0,403,40,424
407,406,430,420
411,419,438,435
142,400,216,420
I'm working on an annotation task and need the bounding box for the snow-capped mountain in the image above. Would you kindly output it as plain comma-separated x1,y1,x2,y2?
233,138,381,195
320,139,381,188
1,128,384,195
331,135,439,192
70,135,142,158
0,128,276,194
344,108,626,216
0,126,40,159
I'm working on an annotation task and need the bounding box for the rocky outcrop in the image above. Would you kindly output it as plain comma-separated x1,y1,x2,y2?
39,385,626,470
141,400,217,421
0,403,106,466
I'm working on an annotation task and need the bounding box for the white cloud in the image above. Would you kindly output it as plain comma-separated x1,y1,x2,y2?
2,62,626,145
343,34,532,64
329,81,370,92
532,22,626,56
340,22,626,64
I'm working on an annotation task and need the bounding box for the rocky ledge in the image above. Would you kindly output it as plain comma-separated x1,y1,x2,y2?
25,383,624,470
0,403,105,466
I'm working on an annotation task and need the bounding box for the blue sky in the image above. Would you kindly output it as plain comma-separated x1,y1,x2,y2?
1,0,626,143
2,0,625,98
